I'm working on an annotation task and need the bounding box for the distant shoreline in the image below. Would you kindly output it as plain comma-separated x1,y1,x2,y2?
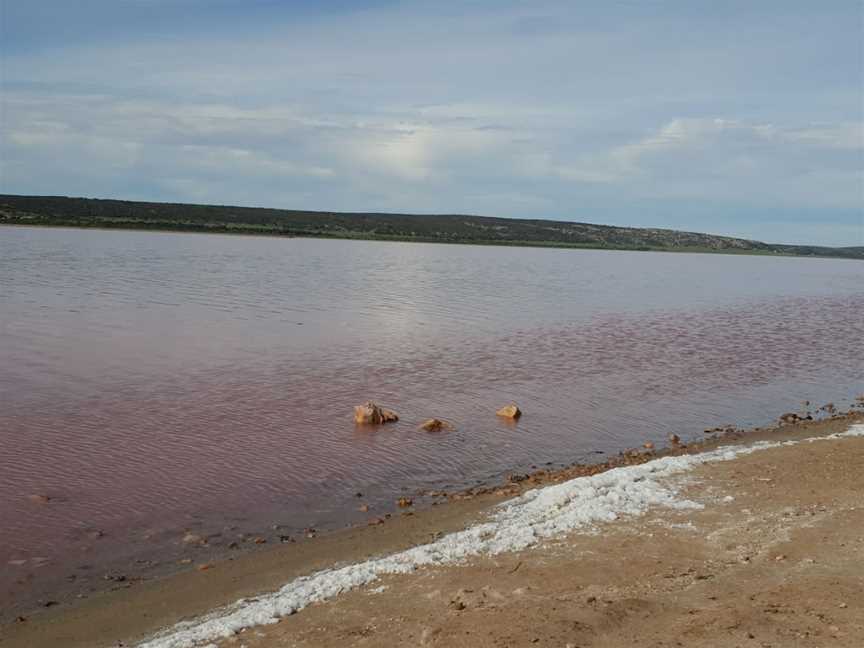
2,194,861,260
1,222,859,261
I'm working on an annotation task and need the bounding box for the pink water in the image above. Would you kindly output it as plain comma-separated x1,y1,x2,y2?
1,226,862,614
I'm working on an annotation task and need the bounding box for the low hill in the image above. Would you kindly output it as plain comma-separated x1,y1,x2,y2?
1,194,860,259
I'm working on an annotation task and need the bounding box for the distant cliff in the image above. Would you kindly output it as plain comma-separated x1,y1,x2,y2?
1,194,861,259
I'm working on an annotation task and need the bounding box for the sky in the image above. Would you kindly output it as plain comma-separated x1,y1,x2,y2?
1,0,862,245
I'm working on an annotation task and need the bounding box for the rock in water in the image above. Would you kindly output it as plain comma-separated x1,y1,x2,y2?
419,418,453,432
496,404,522,419
353,401,399,425
380,410,399,423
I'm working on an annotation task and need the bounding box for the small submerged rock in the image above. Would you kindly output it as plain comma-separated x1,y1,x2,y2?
419,418,453,432
353,402,399,425
496,404,522,419
182,532,205,546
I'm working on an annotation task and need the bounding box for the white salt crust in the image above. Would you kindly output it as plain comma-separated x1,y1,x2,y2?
138,424,864,648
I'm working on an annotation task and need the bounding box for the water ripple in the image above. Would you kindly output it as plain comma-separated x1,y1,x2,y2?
1,227,862,604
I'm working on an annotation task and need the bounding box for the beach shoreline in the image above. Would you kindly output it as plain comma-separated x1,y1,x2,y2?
3,408,862,648
224,414,864,648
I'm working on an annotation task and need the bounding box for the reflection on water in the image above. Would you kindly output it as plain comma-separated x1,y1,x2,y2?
1,226,862,610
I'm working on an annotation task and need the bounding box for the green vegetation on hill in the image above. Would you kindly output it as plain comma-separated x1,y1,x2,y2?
1,194,861,259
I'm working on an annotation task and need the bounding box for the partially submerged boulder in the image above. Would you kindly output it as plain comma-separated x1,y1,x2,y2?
419,418,453,432
496,404,522,419
182,532,205,546
353,401,399,425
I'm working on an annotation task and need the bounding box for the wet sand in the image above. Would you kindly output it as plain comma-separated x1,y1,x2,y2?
2,411,862,648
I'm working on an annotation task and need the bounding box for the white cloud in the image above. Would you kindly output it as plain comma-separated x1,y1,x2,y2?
780,123,864,150
8,124,142,168
178,145,333,178
2,0,861,244
3,89,861,221
344,122,515,181
547,118,863,210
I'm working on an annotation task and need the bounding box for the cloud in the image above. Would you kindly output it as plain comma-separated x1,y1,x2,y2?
781,123,864,150
342,122,516,181
548,118,863,210
177,145,334,178
1,1,862,244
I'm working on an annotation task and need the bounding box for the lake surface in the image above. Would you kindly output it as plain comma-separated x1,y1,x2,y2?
1,226,863,613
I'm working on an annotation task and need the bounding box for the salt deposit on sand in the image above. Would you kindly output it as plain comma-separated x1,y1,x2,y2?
139,424,864,648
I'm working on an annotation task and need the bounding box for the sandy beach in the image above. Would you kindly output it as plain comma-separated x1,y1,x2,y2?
3,411,862,648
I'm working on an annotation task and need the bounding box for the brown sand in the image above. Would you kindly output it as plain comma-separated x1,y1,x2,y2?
3,413,862,648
